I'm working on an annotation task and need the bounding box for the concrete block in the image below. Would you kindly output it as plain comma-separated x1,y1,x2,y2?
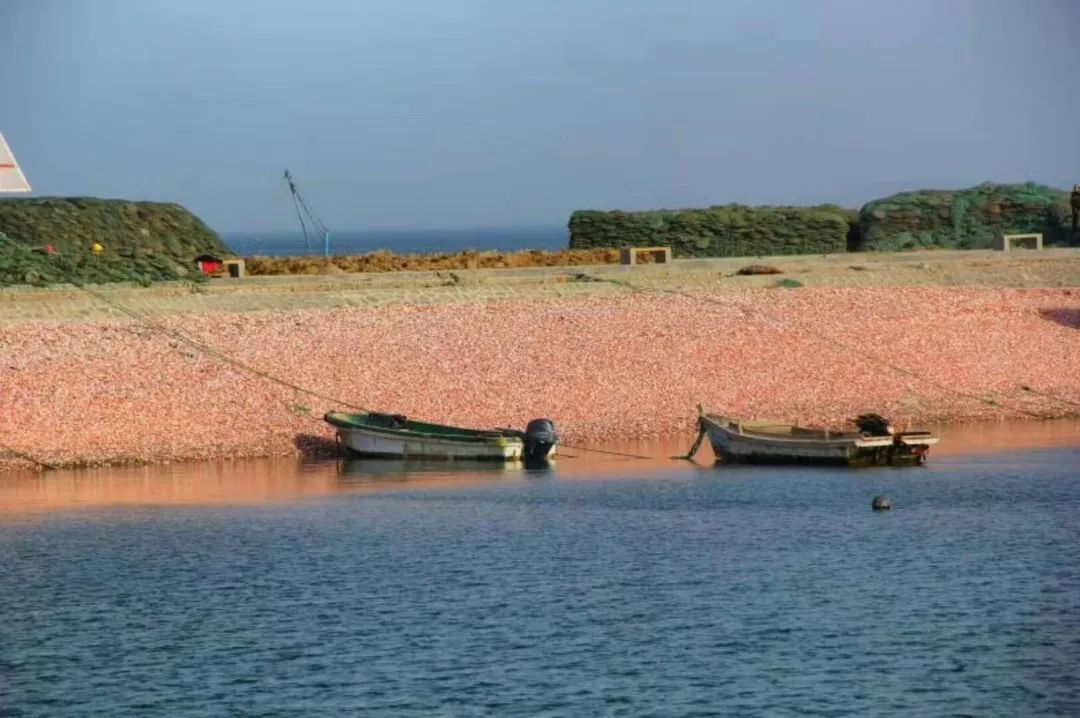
996,233,1042,251
224,259,246,278
620,247,673,265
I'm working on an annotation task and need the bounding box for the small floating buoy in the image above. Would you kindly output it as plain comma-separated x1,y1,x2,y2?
872,495,893,511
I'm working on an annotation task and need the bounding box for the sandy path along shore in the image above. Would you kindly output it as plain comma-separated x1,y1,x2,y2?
2,248,1079,322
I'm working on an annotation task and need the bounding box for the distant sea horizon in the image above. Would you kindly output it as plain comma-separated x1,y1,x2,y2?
224,226,569,257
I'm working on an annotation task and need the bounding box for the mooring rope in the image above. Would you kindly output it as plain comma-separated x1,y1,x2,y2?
0,443,58,470
1019,385,1080,409
1,235,373,416
0,236,382,469
0,240,663,465
558,443,655,460
6,240,1062,471
673,417,708,461
573,272,1057,421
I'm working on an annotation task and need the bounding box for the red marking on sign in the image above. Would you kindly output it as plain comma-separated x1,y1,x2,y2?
0,164,16,168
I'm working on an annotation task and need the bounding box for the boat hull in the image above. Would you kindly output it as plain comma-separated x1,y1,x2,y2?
701,413,934,467
325,411,558,462
336,425,529,460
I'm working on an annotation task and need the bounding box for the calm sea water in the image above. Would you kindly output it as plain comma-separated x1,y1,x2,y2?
1,433,1079,716
225,226,568,258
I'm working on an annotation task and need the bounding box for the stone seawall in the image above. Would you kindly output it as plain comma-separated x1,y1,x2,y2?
1,251,1078,471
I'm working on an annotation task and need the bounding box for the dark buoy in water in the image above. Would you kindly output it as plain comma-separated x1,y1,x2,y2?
872,495,893,511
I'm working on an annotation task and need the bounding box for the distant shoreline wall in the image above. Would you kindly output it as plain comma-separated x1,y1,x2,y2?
569,182,1074,256
568,205,853,257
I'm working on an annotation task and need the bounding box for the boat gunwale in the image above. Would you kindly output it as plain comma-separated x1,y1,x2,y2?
325,411,522,446
701,412,937,448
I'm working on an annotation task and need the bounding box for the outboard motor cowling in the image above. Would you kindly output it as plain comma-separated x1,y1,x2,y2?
854,413,894,437
523,418,558,463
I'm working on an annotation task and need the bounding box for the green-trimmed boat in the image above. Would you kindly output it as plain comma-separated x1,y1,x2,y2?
324,411,558,462
695,408,938,467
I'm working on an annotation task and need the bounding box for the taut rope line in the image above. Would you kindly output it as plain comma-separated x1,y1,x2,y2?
571,272,1055,420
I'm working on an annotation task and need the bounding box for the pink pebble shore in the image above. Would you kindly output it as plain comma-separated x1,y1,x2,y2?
1,286,1078,471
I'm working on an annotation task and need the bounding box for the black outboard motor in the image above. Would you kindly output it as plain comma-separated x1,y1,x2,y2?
854,413,894,437
523,418,558,464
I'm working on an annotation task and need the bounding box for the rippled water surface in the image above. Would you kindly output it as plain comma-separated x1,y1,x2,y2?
2,434,1079,716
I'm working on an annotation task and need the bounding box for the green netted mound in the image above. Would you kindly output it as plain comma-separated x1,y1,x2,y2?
569,204,851,257
858,182,1072,251
0,197,231,286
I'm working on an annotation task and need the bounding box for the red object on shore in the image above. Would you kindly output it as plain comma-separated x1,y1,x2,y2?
194,255,223,275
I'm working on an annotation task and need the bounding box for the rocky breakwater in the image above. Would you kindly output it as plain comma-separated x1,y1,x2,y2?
1,285,1078,472
0,197,231,286
857,182,1074,251
569,182,1076,258
568,205,855,258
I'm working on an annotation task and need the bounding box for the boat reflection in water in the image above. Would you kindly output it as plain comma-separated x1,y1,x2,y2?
3,419,1075,517
335,454,553,489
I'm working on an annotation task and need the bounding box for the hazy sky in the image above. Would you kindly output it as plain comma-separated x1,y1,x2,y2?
3,0,1077,232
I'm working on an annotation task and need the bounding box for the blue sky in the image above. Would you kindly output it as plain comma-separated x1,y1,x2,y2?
2,0,1077,232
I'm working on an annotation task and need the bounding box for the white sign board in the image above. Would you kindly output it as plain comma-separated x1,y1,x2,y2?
0,133,31,193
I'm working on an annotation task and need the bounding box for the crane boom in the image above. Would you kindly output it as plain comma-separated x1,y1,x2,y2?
283,169,331,256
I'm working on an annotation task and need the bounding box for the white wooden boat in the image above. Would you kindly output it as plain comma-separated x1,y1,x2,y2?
698,409,938,466
325,411,557,462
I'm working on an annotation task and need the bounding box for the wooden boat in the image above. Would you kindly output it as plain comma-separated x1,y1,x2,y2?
697,409,938,466
324,411,557,462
